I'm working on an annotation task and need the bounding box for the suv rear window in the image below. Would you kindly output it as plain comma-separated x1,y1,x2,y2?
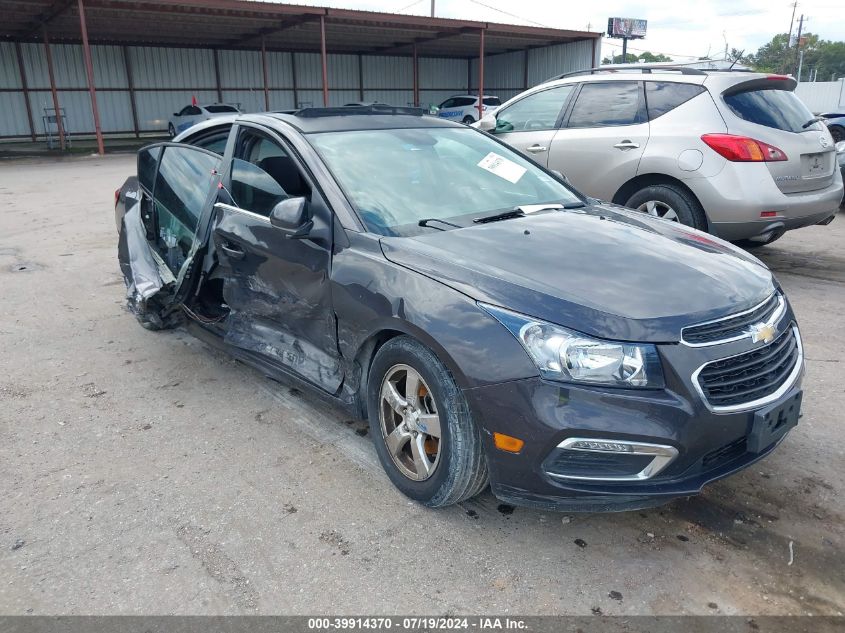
645,82,705,120
483,97,501,106
567,82,644,128
723,88,814,133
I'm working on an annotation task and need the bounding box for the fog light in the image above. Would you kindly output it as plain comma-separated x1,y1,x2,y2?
493,432,524,453
568,440,634,453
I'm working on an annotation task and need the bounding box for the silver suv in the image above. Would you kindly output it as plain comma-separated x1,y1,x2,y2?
477,66,843,245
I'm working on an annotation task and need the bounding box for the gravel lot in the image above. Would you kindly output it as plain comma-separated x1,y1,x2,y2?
0,155,843,616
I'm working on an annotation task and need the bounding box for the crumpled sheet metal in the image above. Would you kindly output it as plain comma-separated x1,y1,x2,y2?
119,201,163,302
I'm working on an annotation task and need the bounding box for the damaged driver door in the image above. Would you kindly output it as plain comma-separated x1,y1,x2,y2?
120,143,221,327
212,124,342,394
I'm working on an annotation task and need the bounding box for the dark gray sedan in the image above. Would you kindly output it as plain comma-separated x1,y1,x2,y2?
115,106,804,511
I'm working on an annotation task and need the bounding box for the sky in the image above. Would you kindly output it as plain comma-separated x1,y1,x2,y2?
279,0,845,61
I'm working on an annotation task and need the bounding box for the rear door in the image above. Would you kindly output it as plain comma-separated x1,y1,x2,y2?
548,81,649,200
212,123,342,393
492,84,576,167
720,80,837,193
119,143,221,306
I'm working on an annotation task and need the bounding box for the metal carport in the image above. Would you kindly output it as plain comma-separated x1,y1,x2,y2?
0,0,601,154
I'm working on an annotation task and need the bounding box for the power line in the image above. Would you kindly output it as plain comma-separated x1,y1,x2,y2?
466,0,549,28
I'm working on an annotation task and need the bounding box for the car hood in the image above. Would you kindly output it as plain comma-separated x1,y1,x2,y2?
380,205,775,343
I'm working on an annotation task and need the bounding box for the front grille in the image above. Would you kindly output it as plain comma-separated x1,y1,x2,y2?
697,326,800,409
682,293,781,345
701,437,747,470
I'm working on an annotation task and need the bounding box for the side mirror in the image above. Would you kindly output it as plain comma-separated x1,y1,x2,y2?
551,169,571,185
173,112,179,116
269,197,312,239
477,112,497,132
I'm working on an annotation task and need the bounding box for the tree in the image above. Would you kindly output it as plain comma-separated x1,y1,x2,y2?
601,51,672,65
742,32,844,80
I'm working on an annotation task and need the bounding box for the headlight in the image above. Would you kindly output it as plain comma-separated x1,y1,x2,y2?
480,303,664,388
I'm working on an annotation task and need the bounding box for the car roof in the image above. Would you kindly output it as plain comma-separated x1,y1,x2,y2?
258,110,463,133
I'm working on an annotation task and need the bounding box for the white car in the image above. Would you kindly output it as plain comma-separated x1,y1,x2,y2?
435,95,501,124
168,103,241,137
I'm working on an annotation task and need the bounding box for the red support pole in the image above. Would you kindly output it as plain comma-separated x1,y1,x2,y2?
15,42,37,142
320,14,329,107
213,48,223,102
77,0,104,155
412,43,419,107
42,28,66,151
477,27,485,120
261,36,270,111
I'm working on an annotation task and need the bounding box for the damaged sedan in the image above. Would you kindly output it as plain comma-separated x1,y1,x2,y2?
115,105,804,511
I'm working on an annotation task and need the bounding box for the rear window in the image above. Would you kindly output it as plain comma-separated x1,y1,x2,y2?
205,105,238,113
724,88,814,133
483,97,501,106
138,146,161,192
646,82,705,120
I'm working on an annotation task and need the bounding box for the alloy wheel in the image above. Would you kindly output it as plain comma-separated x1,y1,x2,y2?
637,200,679,222
379,364,442,481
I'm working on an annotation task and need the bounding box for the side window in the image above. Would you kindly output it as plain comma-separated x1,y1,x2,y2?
190,130,230,155
229,128,312,217
567,82,644,128
177,106,191,116
459,97,476,107
646,82,706,120
440,98,456,109
153,146,220,272
138,145,162,192
483,97,501,106
495,85,574,132
188,106,202,116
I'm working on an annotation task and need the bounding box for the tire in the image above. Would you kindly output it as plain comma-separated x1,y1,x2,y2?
367,336,488,507
168,123,176,138
625,184,707,231
829,125,844,143
462,115,475,125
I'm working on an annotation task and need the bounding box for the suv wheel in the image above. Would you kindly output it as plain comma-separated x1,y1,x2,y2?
367,336,488,507
462,115,475,125
829,125,844,143
168,123,176,138
626,184,707,230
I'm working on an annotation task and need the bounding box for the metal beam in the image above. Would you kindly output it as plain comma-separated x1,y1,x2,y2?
371,27,473,55
319,15,328,107
14,42,37,141
77,0,104,155
122,45,139,138
22,0,76,39
477,27,485,120
42,28,66,150
261,36,270,111
412,43,419,107
227,14,323,48
212,48,223,102
291,51,299,109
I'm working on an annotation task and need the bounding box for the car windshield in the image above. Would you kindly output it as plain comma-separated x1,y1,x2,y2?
308,126,582,235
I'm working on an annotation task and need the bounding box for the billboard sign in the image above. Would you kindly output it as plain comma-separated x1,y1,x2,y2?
607,17,647,39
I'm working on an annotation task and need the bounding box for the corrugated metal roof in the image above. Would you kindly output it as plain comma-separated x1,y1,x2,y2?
0,0,600,58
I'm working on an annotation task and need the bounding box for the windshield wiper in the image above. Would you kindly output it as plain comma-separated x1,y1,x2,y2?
563,202,586,209
802,117,824,129
472,209,525,224
418,218,461,230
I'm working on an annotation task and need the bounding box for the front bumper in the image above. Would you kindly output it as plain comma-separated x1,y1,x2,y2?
464,322,803,512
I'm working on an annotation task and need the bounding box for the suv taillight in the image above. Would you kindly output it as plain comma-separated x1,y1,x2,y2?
701,134,788,162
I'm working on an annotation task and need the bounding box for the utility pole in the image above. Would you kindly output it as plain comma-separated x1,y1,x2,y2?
794,14,805,77
430,0,434,17
621,38,628,63
784,1,798,74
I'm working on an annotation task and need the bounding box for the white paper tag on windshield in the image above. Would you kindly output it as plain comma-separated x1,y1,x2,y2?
477,152,526,184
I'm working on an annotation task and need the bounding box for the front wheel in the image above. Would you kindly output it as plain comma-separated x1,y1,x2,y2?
829,125,844,143
168,123,176,138
367,336,488,507
626,184,707,230
462,115,475,125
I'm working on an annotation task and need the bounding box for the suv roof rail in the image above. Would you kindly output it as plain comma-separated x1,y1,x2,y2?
543,65,708,83
294,104,425,118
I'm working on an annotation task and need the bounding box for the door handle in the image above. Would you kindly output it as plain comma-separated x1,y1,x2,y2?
526,144,548,153
613,140,640,150
220,242,245,260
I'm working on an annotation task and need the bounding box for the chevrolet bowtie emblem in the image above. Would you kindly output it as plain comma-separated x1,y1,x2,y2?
750,322,776,344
